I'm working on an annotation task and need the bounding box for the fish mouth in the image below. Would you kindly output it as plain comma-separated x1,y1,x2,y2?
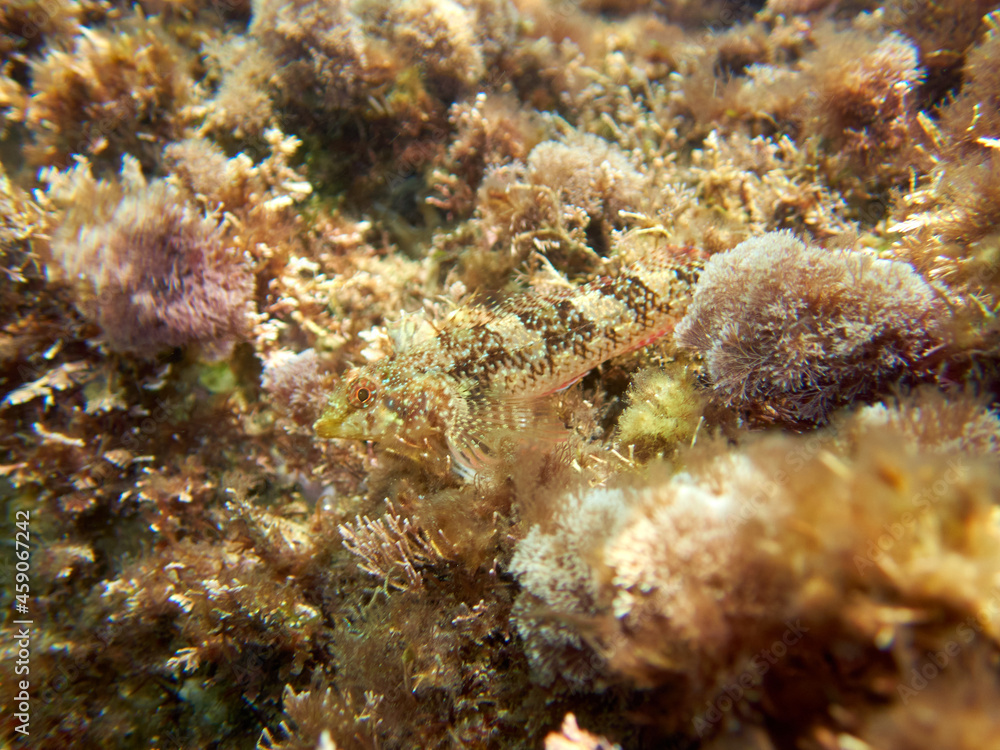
314,410,346,439
315,406,371,440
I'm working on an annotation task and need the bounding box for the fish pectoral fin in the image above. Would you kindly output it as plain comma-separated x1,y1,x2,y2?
456,393,566,451
447,434,493,479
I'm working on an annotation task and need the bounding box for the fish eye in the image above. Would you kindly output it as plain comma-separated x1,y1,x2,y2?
349,378,378,408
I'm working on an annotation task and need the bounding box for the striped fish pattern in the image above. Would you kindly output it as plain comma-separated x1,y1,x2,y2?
315,244,701,474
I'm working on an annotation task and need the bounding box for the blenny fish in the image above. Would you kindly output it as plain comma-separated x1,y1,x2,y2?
315,242,702,473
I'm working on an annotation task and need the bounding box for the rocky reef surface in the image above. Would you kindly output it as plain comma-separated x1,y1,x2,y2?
2,0,1000,748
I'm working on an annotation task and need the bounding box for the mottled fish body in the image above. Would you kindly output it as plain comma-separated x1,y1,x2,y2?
315,244,701,472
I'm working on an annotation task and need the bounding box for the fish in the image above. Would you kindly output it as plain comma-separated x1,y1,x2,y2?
315,241,702,474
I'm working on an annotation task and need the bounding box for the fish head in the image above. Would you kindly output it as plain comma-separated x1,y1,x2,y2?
314,366,403,442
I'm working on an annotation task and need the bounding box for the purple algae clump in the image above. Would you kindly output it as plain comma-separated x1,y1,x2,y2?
675,231,947,425
48,169,254,358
